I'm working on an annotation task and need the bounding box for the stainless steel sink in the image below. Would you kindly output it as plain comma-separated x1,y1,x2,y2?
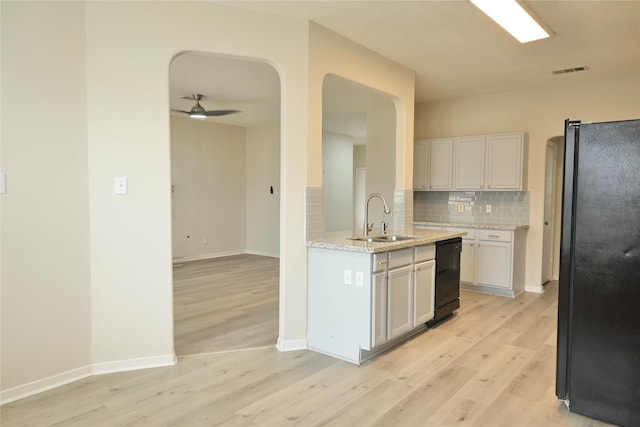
348,234,419,243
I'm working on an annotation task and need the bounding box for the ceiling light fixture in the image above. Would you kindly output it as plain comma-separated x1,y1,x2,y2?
189,99,207,119
470,0,550,43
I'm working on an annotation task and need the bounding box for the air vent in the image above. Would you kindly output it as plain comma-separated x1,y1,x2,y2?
552,66,589,75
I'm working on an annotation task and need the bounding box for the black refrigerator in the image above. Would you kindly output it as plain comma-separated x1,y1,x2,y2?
556,119,640,426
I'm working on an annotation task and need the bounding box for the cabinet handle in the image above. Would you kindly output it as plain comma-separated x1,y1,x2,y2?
378,261,389,265
488,235,500,238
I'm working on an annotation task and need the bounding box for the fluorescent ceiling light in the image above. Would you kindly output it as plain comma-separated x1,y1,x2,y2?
470,0,550,43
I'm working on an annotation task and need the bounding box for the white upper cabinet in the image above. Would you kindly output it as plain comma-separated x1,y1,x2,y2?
486,133,527,190
428,138,454,190
414,132,527,191
413,139,429,190
454,136,486,189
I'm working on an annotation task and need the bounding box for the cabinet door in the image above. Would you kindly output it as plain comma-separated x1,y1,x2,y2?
413,140,429,190
414,260,435,325
429,139,453,190
460,239,476,284
454,136,485,189
372,272,387,347
388,265,414,339
486,133,524,190
476,241,512,288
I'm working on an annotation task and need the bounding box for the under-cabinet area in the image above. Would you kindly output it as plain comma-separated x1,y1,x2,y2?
307,229,464,364
416,223,527,297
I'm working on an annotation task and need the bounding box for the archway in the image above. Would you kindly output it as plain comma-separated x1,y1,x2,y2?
169,52,282,355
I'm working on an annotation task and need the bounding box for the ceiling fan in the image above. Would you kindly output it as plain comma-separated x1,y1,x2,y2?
173,94,241,119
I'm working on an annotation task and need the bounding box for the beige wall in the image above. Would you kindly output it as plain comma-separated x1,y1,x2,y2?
83,1,311,369
1,0,309,400
308,23,415,191
1,1,92,392
1,0,416,401
246,124,280,257
170,116,247,261
415,72,640,290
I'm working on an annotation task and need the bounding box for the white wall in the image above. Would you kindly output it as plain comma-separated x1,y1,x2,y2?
415,72,640,291
170,116,247,261
246,124,280,257
1,1,92,394
322,132,355,232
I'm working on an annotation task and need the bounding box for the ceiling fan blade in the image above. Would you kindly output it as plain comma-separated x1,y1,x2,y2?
202,109,241,116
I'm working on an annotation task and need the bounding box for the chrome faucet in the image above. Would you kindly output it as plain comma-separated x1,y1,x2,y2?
363,193,391,237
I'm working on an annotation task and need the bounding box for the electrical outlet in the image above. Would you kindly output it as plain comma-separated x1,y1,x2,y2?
343,270,352,285
458,203,465,213
486,204,492,213
355,272,364,287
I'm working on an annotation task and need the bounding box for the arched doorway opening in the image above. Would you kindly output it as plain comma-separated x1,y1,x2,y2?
169,52,282,355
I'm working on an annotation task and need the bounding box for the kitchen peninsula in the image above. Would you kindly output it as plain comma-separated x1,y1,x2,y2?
307,228,465,364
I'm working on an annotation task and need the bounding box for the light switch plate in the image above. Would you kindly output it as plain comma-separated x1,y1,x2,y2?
114,176,128,195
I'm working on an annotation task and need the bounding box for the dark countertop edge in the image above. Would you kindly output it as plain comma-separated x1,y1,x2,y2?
306,229,466,254
413,221,529,231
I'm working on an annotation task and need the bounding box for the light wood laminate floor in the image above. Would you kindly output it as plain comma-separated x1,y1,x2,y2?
173,254,279,356
1,281,614,426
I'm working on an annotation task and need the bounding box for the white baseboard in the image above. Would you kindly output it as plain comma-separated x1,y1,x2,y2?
175,250,245,264
0,364,92,405
525,284,545,294
246,250,280,258
276,338,308,352
1,353,176,405
92,353,176,376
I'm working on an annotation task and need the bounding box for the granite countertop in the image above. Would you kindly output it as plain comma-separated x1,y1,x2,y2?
414,221,529,231
306,228,466,253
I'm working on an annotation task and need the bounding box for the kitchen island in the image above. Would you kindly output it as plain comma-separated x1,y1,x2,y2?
306,228,466,364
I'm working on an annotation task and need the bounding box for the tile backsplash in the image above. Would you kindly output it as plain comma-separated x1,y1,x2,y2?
414,191,529,225
305,187,324,241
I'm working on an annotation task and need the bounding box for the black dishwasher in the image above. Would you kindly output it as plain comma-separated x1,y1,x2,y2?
427,237,462,327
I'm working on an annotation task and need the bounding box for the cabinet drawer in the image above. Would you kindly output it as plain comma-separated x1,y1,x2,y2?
477,229,512,242
372,252,388,273
388,248,414,269
415,244,435,262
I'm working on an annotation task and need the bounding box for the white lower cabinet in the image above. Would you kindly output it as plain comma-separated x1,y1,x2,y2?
372,271,387,347
414,260,436,325
460,239,476,284
476,240,512,288
387,265,414,339
416,225,527,297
